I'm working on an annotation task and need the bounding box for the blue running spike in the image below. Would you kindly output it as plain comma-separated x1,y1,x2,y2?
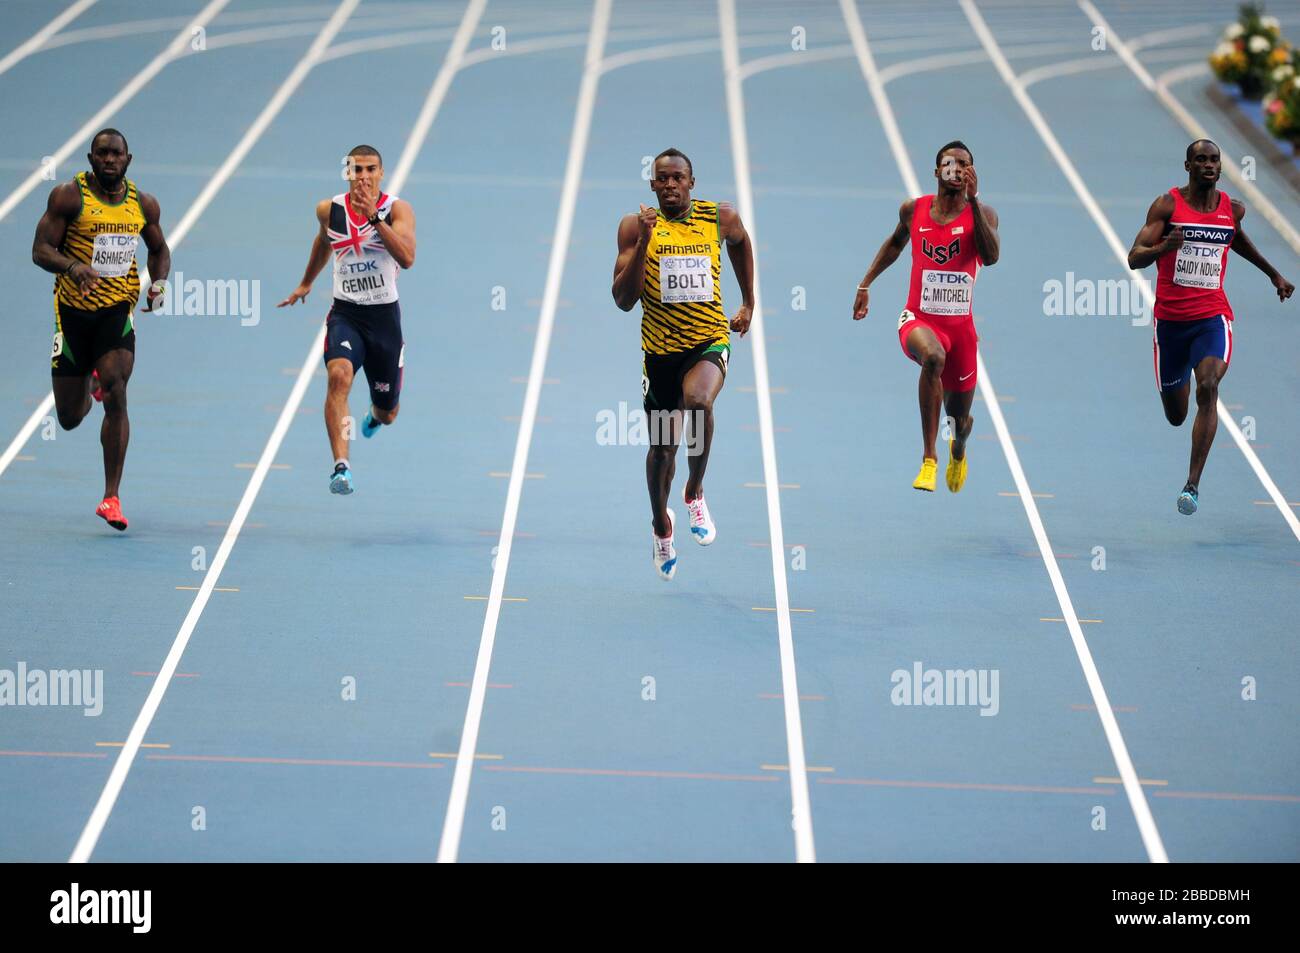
330,464,354,495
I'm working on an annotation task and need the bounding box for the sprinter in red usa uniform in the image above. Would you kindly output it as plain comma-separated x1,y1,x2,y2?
1128,139,1292,515
852,140,1000,493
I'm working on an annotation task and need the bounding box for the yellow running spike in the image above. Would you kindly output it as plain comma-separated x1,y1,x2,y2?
946,438,968,493
913,457,937,492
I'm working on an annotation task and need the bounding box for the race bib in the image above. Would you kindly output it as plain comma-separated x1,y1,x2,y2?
1172,242,1225,290
898,308,916,330
90,232,138,277
920,269,972,316
659,255,713,304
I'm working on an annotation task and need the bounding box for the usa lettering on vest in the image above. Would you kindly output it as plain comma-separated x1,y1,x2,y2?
922,236,961,265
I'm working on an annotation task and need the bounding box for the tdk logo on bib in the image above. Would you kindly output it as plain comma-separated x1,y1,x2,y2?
928,271,971,284
922,236,961,265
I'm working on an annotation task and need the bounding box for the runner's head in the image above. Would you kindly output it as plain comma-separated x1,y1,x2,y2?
650,148,694,215
87,128,130,192
1184,139,1221,187
346,144,384,196
934,140,972,195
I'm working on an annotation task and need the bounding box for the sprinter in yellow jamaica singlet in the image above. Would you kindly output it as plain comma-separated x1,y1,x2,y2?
612,148,755,581
32,129,171,532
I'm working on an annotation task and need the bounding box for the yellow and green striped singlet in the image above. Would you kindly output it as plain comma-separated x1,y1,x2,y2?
640,199,728,354
53,172,144,310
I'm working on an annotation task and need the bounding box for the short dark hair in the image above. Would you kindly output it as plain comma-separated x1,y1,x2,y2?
349,144,383,166
1186,138,1218,161
935,140,972,167
655,147,693,176
91,128,128,153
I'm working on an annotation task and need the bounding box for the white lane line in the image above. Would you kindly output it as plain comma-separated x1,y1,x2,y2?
0,0,231,226
324,24,666,68
737,43,853,81
66,0,367,864
0,0,232,483
0,402,56,479
1019,54,1131,89
878,42,1076,86
1072,0,1300,544
0,0,97,78
459,32,588,68
1157,62,1209,87
598,36,721,74
954,0,1169,862
1128,22,1213,53
318,26,460,63
720,0,816,865
204,7,475,57
436,0,611,865
1019,45,1216,91
36,5,454,52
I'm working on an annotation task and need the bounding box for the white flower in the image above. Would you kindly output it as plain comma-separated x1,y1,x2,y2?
1262,15,1281,30
1225,22,1245,40
1273,64,1294,83
1292,74,1300,90
1214,42,1235,58
1249,35,1270,54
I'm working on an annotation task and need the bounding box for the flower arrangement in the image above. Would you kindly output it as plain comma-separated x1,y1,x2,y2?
1210,4,1285,100
1263,71,1300,147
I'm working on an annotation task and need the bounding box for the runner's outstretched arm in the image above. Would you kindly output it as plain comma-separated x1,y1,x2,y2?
279,200,332,307
852,198,914,319
719,203,753,336
1227,200,1294,301
138,192,170,311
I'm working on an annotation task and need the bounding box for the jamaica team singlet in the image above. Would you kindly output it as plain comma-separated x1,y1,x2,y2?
640,199,728,354
53,172,145,310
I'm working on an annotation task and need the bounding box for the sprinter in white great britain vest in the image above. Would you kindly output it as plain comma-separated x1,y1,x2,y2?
278,144,417,496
